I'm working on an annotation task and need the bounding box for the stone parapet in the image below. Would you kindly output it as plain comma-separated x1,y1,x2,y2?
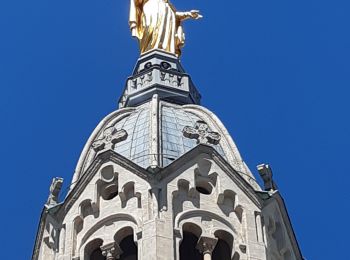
118,50,201,108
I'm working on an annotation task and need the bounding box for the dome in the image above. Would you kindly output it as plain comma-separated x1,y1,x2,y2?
72,51,257,188
73,97,256,187
112,101,227,168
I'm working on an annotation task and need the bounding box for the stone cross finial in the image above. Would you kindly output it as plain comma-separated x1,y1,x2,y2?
92,127,128,153
101,242,123,260
183,121,221,145
46,177,63,206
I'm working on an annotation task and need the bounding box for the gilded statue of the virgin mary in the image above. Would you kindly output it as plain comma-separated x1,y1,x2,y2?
129,0,202,57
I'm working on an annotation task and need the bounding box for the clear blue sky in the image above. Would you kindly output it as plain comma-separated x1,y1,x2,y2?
0,0,349,259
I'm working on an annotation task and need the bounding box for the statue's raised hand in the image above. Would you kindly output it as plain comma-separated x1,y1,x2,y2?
190,10,203,19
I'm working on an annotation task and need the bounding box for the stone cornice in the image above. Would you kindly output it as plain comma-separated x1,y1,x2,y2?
55,145,263,222
32,208,47,260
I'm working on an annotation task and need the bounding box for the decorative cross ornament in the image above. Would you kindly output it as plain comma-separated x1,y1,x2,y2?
92,126,128,152
183,121,221,145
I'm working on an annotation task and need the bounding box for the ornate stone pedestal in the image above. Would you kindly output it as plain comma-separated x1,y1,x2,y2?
118,50,201,108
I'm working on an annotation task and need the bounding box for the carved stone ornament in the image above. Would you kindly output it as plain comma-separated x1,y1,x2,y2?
92,127,128,152
183,120,221,145
196,236,218,255
46,177,63,206
101,242,123,260
257,164,277,191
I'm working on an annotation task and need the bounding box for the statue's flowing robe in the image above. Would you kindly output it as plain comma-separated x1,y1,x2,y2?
130,0,184,56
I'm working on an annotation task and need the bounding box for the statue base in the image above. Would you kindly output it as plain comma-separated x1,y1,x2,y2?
118,50,201,108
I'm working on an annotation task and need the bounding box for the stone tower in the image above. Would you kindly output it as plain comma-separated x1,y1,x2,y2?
32,49,303,260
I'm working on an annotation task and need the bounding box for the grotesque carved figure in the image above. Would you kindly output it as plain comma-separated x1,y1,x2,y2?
46,177,63,206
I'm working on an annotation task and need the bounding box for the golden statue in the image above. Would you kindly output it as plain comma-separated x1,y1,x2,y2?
129,0,202,57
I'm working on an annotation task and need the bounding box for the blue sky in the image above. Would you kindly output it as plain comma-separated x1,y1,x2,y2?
0,0,349,259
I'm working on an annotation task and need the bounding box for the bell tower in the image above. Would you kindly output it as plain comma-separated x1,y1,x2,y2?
32,2,303,260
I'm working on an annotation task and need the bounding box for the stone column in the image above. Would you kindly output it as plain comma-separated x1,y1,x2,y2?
101,242,123,260
196,236,218,260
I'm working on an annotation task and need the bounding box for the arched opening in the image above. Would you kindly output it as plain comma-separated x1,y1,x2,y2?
180,223,202,260
212,239,231,260
119,235,137,260
180,232,202,260
84,239,104,260
213,230,233,260
90,248,105,260
114,227,138,260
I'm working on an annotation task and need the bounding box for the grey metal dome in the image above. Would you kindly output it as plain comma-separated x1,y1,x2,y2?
112,101,227,169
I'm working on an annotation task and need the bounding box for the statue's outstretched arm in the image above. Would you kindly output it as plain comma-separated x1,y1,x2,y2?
176,10,203,21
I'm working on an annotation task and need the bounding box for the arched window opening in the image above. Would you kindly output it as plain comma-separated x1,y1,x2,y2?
84,239,104,260
90,248,105,260
114,227,138,260
212,239,231,260
119,235,137,260
213,230,233,260
180,232,202,260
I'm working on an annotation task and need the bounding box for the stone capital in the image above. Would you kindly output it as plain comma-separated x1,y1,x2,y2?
101,242,123,260
196,236,218,255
